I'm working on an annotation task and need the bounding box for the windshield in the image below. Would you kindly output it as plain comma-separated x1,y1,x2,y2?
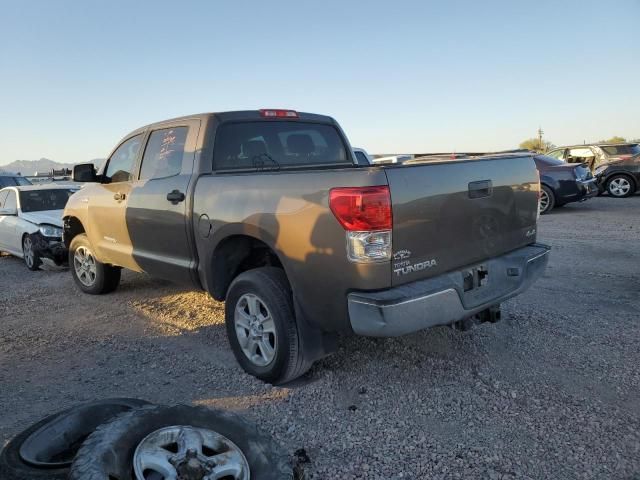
19,189,76,212
214,121,350,170
0,176,32,187
601,144,640,156
15,177,32,186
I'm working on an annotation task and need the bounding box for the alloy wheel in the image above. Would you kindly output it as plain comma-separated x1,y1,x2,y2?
133,425,250,480
73,246,97,287
23,237,34,268
608,177,631,197
234,293,277,367
539,189,550,213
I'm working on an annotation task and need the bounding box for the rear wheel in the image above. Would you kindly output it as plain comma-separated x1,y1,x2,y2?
22,235,41,271
225,267,310,384
606,174,635,198
69,234,121,294
539,185,555,214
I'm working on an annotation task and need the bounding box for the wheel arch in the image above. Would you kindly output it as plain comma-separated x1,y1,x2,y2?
206,233,289,301
62,216,86,247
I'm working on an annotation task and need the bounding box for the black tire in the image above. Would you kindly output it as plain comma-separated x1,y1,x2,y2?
69,233,121,294
606,174,636,198
69,404,293,480
540,185,555,214
225,267,310,384
22,234,41,271
0,398,150,480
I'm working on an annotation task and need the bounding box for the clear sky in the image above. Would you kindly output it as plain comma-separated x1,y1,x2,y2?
1,0,638,164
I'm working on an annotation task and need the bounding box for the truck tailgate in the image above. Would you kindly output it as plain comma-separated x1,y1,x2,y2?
385,155,539,286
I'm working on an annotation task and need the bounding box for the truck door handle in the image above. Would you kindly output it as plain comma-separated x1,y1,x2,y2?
166,190,185,204
113,192,126,201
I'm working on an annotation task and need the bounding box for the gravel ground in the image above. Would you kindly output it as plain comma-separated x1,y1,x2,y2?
1,195,639,479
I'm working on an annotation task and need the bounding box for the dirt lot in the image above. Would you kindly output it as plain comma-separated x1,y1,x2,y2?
1,195,639,479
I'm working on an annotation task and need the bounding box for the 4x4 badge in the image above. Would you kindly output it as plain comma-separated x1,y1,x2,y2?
393,250,411,260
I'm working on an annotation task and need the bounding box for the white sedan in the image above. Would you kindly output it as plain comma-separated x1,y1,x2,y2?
0,185,78,270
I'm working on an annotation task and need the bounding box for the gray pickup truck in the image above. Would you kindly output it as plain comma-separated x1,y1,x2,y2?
63,109,549,383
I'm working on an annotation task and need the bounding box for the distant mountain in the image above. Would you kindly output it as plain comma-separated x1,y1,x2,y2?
0,158,105,176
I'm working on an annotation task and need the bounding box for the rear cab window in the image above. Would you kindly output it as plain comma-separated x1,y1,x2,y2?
214,121,351,171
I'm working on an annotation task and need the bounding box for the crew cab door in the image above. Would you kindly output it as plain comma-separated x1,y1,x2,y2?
125,120,200,284
88,133,145,270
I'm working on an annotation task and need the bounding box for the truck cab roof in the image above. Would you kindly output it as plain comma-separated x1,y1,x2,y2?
126,110,338,138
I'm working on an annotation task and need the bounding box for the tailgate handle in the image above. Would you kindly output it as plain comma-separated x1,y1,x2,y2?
468,180,492,199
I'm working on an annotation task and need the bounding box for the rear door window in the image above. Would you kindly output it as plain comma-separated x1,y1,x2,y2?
104,134,144,183
214,121,350,171
139,127,188,180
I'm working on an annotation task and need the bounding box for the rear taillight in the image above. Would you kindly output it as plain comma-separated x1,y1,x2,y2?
329,186,392,263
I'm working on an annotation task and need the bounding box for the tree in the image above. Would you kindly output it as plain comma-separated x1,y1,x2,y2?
519,138,555,153
599,136,626,143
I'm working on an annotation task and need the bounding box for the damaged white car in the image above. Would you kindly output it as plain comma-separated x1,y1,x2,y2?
0,185,78,270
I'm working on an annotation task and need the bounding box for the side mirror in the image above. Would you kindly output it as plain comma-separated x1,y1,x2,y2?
73,163,97,183
0,207,18,216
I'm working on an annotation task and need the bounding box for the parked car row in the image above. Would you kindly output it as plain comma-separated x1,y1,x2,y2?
355,142,639,213
547,142,640,198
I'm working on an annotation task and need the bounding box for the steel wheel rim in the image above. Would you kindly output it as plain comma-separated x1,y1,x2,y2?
539,189,549,213
609,178,631,196
133,425,250,480
23,237,34,267
73,246,97,287
234,293,277,367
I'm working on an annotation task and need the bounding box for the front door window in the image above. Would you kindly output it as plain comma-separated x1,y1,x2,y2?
104,135,144,183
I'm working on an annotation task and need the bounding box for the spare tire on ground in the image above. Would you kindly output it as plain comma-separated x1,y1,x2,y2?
69,404,293,480
0,398,150,480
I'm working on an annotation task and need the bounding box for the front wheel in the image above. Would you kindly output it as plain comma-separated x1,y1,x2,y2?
22,235,41,271
225,267,310,384
69,234,121,294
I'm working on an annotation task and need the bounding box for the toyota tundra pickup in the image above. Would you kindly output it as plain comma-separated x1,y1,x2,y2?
63,109,549,383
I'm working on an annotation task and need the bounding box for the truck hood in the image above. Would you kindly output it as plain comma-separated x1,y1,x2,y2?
19,210,64,227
